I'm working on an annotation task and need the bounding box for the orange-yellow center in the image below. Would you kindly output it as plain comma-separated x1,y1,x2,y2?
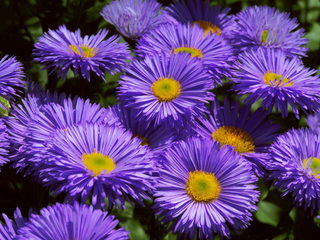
264,71,293,87
212,126,255,153
186,170,221,203
82,149,115,176
70,44,97,58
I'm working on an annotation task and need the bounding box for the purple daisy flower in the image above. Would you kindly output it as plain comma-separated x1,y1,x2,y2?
194,98,280,176
229,5,308,58
111,103,174,151
269,128,320,214
0,118,9,171
5,93,113,174
136,22,235,85
165,0,235,39
153,137,259,239
231,48,320,119
27,123,156,209
0,55,24,107
117,52,214,129
1,202,129,240
33,25,131,81
0,208,27,239
101,0,168,40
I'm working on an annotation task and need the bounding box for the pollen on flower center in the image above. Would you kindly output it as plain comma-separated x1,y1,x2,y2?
264,70,293,87
212,126,255,154
82,149,115,176
173,44,203,58
70,44,97,58
303,157,320,179
261,30,268,44
191,20,221,36
152,76,181,102
131,134,149,146
186,170,221,203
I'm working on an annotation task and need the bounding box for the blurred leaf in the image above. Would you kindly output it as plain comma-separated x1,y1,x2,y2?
305,22,320,51
255,201,282,227
0,96,10,116
121,218,149,240
257,178,269,201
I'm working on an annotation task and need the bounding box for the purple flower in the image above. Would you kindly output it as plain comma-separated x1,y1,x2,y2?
33,25,131,81
0,55,24,107
194,97,280,176
117,52,214,129
136,22,235,85
269,128,320,214
0,208,27,239
1,202,129,240
153,137,259,239
27,123,157,209
5,93,112,174
101,0,168,40
231,48,320,119
165,0,235,39
229,5,308,58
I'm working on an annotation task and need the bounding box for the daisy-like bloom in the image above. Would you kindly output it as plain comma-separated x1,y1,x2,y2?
0,208,27,239
111,103,174,151
0,119,9,171
27,123,156,209
154,137,259,239
33,25,131,81
229,5,308,58
269,128,320,214
117,52,214,128
5,93,113,174
194,98,280,176
231,48,320,119
0,55,24,107
1,202,129,240
165,0,235,38
101,0,168,40
136,22,235,85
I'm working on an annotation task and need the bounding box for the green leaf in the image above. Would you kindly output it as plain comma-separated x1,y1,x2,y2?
121,218,149,240
255,201,282,227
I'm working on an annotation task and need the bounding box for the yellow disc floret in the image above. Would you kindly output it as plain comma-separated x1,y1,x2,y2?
152,76,181,102
173,44,203,58
82,149,115,176
191,20,221,36
186,170,221,203
70,44,97,58
264,70,293,87
261,30,268,44
132,134,149,146
303,157,320,178
212,126,255,154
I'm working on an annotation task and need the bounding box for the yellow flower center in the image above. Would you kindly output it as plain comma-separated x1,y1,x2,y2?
212,126,255,154
186,170,221,203
70,44,97,58
261,30,268,44
173,44,202,58
151,76,181,102
82,149,115,176
131,134,149,146
191,20,221,36
264,70,293,87
303,157,320,178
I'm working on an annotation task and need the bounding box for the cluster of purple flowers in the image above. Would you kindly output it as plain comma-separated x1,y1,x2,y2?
1,0,320,239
